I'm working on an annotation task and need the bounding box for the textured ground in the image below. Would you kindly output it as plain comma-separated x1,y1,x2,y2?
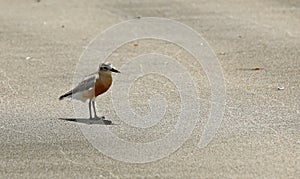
0,0,299,178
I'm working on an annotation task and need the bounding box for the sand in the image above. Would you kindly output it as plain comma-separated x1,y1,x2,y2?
0,0,299,178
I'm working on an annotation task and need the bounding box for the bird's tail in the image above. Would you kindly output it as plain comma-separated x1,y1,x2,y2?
59,92,72,100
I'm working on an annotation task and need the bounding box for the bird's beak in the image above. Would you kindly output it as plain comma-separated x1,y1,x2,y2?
110,68,120,73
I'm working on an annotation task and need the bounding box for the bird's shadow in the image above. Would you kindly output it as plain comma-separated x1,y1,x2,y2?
58,117,116,125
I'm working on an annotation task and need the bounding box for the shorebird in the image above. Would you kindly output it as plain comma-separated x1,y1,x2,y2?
59,63,120,119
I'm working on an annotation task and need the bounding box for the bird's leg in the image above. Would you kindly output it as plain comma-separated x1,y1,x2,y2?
92,100,105,120
88,99,92,119
92,100,98,118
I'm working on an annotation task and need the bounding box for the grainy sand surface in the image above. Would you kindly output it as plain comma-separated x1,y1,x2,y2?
0,0,299,178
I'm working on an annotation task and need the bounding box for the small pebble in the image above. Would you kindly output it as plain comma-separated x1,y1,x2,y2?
277,86,285,90
25,57,31,60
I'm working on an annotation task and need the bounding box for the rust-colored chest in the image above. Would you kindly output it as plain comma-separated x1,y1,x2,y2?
94,72,112,97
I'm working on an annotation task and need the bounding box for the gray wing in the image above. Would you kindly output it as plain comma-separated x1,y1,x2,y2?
59,75,98,100
70,75,97,94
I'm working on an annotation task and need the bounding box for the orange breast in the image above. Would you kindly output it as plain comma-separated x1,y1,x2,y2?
94,73,112,97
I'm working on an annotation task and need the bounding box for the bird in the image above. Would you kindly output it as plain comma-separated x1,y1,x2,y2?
59,63,120,119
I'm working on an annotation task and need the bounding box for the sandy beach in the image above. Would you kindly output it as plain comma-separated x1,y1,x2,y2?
0,0,299,178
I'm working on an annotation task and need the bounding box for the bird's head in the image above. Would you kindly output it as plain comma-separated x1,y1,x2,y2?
99,63,120,73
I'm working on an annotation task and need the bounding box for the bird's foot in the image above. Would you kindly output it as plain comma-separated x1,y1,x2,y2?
89,116,112,125
91,116,105,120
